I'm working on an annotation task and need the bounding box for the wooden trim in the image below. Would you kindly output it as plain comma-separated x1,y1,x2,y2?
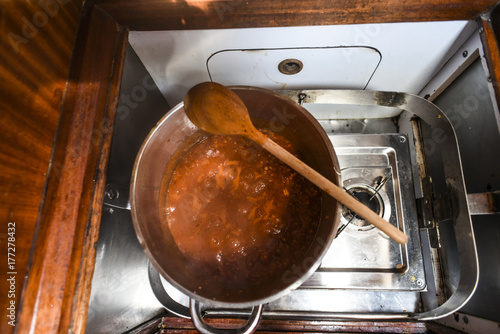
94,0,499,31
480,5,500,108
0,2,82,334
16,6,127,333
60,10,127,334
158,316,428,333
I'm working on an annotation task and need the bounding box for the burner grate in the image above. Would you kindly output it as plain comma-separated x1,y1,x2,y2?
301,134,425,291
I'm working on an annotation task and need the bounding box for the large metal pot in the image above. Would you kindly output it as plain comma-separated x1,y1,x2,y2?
130,86,341,333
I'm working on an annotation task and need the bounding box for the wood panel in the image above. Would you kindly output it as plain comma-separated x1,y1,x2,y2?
480,4,500,107
94,0,499,30
0,1,83,333
59,11,127,334
158,316,428,333
14,6,127,334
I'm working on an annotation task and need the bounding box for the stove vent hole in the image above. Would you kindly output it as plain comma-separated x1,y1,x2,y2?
342,186,384,231
278,59,303,75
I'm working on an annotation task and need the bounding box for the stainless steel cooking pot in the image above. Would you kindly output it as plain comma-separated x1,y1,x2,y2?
130,86,341,333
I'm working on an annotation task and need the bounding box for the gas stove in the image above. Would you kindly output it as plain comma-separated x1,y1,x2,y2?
88,87,441,332
85,23,490,331
306,133,424,292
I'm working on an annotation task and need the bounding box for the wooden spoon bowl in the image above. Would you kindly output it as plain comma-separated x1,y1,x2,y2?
184,82,408,245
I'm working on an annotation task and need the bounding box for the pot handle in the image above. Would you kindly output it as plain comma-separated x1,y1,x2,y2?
189,299,263,334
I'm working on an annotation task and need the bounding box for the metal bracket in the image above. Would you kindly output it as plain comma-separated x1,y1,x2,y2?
418,190,499,230
417,196,441,249
417,177,435,229
430,192,452,249
416,176,453,248
467,191,500,215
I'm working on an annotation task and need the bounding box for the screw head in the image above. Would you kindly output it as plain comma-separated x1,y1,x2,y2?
105,187,119,200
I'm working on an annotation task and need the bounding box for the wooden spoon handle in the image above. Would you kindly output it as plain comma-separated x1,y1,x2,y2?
251,131,408,245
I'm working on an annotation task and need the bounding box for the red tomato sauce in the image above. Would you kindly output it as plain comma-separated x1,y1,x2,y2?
161,130,321,287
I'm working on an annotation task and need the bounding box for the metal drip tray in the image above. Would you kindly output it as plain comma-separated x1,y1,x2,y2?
302,134,425,291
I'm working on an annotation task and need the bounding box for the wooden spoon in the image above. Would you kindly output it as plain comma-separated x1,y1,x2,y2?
184,82,408,245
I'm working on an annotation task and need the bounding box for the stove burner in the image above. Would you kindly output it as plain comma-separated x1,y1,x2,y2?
341,185,383,231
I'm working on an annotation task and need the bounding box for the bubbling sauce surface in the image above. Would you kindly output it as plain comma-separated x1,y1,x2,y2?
162,131,321,287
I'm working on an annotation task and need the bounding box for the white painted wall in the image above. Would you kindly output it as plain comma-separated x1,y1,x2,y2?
129,21,476,118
